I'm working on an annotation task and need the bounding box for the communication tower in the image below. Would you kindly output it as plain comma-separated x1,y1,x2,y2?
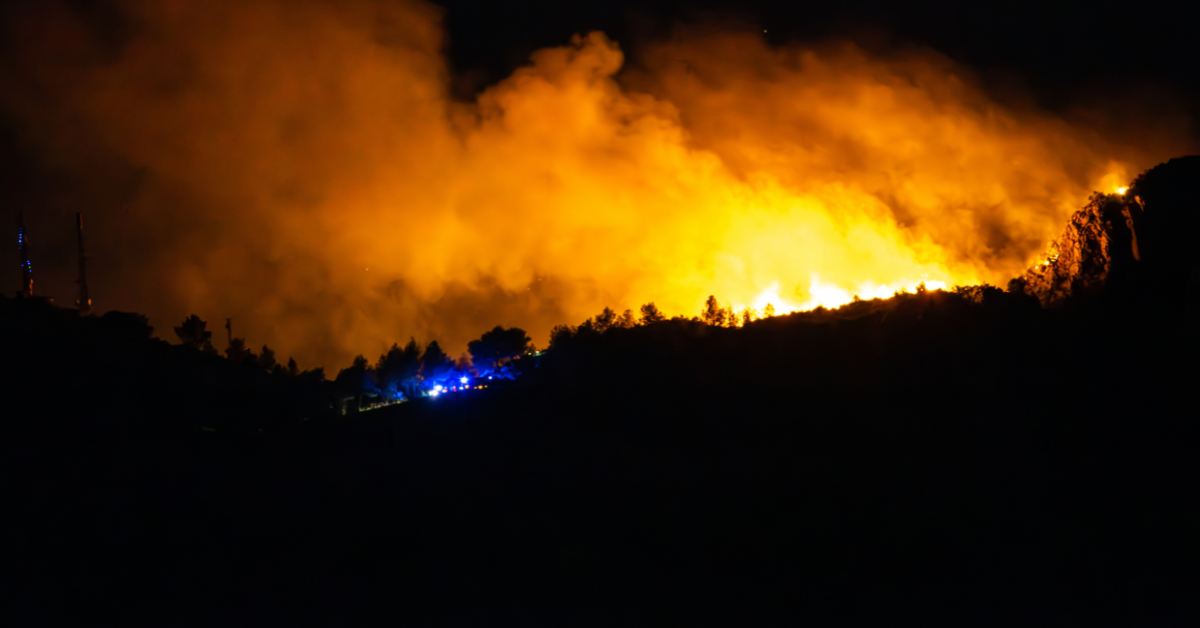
17,212,33,298
75,212,92,315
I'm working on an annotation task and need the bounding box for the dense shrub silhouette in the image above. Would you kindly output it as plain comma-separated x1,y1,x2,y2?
468,325,531,370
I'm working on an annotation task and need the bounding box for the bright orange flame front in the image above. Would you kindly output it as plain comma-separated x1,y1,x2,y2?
10,1,1183,366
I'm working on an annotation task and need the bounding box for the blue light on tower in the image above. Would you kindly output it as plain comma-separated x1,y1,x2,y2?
17,214,34,297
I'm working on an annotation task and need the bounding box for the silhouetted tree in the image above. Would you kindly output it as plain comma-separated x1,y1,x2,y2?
742,307,755,326
702,295,724,326
574,318,599,339
954,283,1005,304
338,355,369,379
454,353,473,371
225,337,255,364
639,302,665,324
286,357,300,377
338,354,372,385
763,303,776,318
377,339,421,399
421,340,449,372
595,307,617,333
619,309,637,328
549,324,574,350
174,314,216,353
722,305,738,327
334,354,375,413
258,345,277,371
420,340,454,386
301,366,324,382
468,326,531,370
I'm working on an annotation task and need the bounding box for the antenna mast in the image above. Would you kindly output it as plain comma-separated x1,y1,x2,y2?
17,212,33,297
76,212,92,315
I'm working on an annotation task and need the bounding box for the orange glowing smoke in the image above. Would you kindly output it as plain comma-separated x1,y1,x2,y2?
0,0,1189,367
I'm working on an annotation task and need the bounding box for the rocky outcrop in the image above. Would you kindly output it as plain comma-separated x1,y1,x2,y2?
1013,156,1200,306
1012,192,1141,305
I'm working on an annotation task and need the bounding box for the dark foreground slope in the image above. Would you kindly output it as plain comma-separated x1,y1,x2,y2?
10,288,1195,625
5,159,1199,625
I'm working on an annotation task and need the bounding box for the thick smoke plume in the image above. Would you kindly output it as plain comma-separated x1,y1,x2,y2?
1,0,1190,367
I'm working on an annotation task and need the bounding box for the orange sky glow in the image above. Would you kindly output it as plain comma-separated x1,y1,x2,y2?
2,0,1190,368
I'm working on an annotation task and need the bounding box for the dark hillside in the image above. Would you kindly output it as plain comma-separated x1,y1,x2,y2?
4,158,1199,624
368,284,1194,623
0,296,331,440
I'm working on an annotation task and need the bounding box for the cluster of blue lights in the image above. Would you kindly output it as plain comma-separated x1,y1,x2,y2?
18,228,31,273
425,375,493,400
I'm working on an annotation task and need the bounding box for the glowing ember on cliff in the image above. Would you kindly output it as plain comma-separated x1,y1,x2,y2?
1,0,1187,366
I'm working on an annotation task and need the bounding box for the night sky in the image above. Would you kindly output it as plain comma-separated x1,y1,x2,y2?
434,0,1200,110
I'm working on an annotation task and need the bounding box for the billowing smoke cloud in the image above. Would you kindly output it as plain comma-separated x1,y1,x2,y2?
1,0,1192,368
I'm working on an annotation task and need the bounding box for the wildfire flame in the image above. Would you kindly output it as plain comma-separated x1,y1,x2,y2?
1,0,1186,366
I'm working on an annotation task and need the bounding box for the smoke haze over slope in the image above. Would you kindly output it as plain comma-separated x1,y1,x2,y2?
1,0,1193,368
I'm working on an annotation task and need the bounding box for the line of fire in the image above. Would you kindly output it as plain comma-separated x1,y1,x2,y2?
8,156,1197,422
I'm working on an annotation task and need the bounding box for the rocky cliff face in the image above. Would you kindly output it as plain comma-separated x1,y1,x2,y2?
1013,156,1200,306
